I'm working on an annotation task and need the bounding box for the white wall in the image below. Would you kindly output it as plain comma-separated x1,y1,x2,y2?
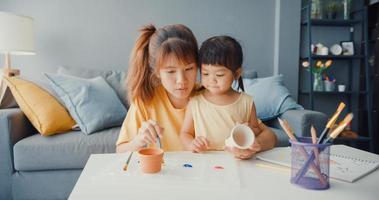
0,0,300,98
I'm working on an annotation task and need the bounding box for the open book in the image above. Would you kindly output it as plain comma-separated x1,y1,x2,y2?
257,145,379,183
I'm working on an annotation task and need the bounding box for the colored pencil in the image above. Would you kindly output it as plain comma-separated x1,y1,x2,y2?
311,125,320,167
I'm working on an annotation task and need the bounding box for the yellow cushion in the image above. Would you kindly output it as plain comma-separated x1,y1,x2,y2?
4,77,75,136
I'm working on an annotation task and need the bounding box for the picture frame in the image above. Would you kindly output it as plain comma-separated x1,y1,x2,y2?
340,41,354,55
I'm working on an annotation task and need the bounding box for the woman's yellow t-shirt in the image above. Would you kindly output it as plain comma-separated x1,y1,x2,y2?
116,86,186,151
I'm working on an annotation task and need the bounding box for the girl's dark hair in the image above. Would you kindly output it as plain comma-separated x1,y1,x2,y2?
199,36,244,91
126,24,198,104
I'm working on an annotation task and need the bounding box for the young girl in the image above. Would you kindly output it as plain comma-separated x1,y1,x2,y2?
116,24,198,152
180,36,277,159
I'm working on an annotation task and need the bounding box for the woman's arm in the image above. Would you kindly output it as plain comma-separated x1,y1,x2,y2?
115,101,163,153
116,141,139,153
254,122,277,152
249,102,277,151
116,119,163,153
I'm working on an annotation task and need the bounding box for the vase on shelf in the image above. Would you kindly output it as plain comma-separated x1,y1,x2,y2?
343,0,351,20
324,1,337,20
313,73,324,91
311,0,323,19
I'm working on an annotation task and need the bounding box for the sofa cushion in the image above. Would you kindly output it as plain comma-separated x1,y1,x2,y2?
3,77,76,136
57,66,128,109
13,127,120,171
44,73,127,134
242,75,303,121
270,127,289,147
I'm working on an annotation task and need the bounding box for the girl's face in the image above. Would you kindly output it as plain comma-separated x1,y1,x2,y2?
158,54,197,105
201,64,239,95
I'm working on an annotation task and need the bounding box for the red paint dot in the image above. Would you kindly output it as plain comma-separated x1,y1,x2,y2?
214,166,224,170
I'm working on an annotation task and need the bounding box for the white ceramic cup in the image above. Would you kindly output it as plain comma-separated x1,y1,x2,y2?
324,81,335,92
225,124,255,149
319,47,329,55
338,85,346,92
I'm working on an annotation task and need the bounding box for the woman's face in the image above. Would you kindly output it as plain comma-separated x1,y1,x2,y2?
158,54,197,107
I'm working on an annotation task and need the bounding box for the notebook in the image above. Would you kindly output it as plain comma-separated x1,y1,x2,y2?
257,145,379,183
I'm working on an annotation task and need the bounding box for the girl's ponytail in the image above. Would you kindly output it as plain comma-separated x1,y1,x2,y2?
126,24,158,104
238,76,245,92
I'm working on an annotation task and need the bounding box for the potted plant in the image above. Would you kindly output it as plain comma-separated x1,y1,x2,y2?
325,1,341,19
302,60,333,91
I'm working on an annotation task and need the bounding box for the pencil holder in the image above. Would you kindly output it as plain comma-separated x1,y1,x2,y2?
289,137,331,190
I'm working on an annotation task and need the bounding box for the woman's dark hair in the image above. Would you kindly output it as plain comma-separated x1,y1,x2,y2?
126,24,198,104
199,36,244,91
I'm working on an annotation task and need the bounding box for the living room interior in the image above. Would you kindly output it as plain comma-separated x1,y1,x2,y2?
1,0,379,200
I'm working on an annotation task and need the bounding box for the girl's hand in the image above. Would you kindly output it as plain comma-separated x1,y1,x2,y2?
224,140,262,160
132,120,164,149
190,136,209,153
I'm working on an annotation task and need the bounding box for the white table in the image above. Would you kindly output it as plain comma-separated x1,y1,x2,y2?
69,151,379,200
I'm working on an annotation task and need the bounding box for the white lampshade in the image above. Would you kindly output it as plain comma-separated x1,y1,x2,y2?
0,12,35,55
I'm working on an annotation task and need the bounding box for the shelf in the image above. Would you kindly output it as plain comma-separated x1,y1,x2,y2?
299,4,374,152
299,91,368,95
301,55,365,60
334,136,371,142
362,39,376,44
301,19,362,26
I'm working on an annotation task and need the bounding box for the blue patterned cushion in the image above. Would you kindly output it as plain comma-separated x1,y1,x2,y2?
44,73,127,134
242,75,303,121
57,66,128,109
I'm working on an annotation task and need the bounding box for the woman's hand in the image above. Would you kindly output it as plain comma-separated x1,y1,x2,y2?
131,120,164,149
224,140,262,160
190,136,209,153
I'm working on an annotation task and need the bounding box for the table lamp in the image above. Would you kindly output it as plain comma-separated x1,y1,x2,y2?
0,12,35,107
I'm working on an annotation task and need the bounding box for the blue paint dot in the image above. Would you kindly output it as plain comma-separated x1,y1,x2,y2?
183,163,193,168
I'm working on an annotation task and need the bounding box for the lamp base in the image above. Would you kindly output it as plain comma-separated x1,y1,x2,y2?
0,67,20,108
2,68,20,77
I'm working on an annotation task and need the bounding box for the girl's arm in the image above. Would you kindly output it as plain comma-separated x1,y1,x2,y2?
180,108,196,150
249,102,277,152
180,105,208,152
226,102,277,159
249,102,263,136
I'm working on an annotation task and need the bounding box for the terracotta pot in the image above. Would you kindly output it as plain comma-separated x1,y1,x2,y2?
138,148,164,173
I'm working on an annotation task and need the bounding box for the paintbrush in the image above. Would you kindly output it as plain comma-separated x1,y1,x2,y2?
123,151,134,171
157,137,162,149
156,137,165,164
317,102,345,144
321,113,354,144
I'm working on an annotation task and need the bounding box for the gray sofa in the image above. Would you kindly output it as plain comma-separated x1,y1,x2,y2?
0,68,327,199
0,107,327,200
